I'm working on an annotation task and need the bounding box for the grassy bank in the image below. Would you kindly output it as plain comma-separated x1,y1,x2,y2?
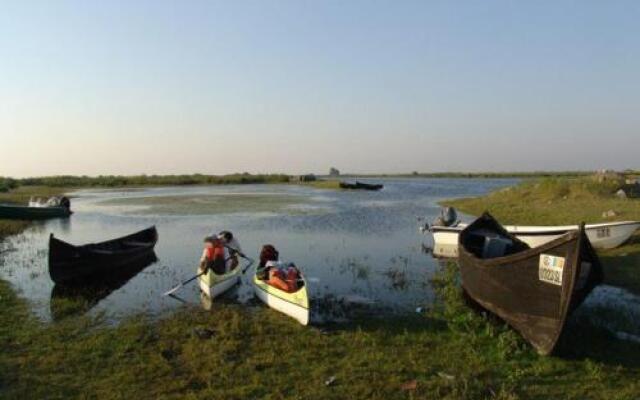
2,263,639,399
445,177,640,295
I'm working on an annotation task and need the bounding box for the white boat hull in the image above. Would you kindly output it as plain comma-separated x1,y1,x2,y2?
199,268,241,299
431,221,640,258
253,275,309,325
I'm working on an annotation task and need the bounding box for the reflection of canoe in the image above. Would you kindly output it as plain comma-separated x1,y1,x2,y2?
0,204,71,220
49,226,158,284
50,251,157,320
459,213,603,355
431,220,640,257
339,181,384,191
198,265,241,298
253,268,309,325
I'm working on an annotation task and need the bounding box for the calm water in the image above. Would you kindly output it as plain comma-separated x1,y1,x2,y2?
0,178,517,323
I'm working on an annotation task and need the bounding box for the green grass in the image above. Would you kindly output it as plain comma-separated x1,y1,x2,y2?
1,262,639,399
444,176,640,295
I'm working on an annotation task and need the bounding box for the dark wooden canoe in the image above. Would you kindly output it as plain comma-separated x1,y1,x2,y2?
49,226,158,284
339,181,384,190
458,213,603,355
0,204,72,220
50,251,157,320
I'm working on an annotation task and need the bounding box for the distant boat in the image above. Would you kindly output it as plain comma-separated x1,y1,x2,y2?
0,196,72,220
458,213,603,355
339,181,384,191
430,220,640,257
49,226,158,284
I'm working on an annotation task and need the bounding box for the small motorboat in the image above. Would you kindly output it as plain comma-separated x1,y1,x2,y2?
458,213,603,355
48,226,158,284
0,196,72,220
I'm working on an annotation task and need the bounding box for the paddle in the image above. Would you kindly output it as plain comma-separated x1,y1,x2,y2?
162,244,254,296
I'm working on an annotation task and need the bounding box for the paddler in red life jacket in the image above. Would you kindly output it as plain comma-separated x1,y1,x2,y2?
199,235,227,275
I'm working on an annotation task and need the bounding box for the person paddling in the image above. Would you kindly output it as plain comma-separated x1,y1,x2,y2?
199,230,242,275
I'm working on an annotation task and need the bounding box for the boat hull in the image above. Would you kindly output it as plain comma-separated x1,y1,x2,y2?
459,213,603,355
48,226,158,284
0,204,71,220
198,267,241,298
431,221,640,257
253,273,309,325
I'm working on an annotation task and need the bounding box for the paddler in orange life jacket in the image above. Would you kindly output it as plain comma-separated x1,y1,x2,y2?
198,231,242,275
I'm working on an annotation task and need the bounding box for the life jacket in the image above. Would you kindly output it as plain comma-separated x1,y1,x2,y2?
285,265,299,291
204,241,227,274
268,267,290,292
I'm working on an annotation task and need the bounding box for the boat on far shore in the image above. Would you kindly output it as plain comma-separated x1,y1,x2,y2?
339,181,384,191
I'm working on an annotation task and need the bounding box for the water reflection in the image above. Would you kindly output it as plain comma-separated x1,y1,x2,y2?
50,251,158,320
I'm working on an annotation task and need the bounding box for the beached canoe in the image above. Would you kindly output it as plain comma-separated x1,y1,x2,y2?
198,265,242,298
49,226,158,284
0,204,72,220
430,220,640,257
458,213,603,355
253,268,309,325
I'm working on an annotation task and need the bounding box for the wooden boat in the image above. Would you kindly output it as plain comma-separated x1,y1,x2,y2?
50,251,157,320
49,226,158,284
0,204,72,220
458,213,603,355
198,265,242,298
430,220,640,257
253,267,309,325
339,181,384,191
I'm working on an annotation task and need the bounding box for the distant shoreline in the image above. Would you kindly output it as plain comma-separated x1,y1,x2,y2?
3,170,629,191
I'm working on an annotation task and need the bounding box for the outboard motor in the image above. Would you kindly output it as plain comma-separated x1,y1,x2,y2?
432,207,458,227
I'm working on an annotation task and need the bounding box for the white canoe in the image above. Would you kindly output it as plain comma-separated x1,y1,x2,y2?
430,220,640,258
253,271,309,325
198,266,241,298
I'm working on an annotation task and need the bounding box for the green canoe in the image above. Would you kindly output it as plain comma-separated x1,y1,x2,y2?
0,204,72,220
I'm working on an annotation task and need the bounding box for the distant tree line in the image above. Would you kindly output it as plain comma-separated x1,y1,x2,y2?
0,177,19,192
10,173,291,188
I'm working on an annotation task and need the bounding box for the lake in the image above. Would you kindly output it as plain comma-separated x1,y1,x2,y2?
0,178,517,323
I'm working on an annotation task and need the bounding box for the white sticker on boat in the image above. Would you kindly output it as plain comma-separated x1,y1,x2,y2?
539,254,565,286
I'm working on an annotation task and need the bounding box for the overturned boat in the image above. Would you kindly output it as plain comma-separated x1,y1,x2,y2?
458,213,603,355
49,226,158,284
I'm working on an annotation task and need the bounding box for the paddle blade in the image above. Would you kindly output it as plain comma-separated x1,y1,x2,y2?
162,284,182,296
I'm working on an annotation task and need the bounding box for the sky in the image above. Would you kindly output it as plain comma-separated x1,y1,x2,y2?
1,1,639,177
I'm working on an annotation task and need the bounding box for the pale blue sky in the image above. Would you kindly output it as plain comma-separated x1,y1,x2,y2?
1,1,638,177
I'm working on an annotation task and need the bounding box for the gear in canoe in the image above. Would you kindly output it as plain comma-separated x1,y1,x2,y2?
253,244,309,325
